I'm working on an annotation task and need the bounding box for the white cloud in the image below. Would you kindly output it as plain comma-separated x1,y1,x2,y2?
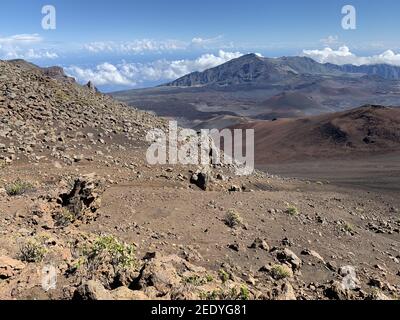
84,39,187,54
83,36,230,54
65,50,244,87
0,33,42,45
190,35,224,47
302,45,400,66
3,48,59,60
66,62,135,86
0,33,58,60
320,35,339,46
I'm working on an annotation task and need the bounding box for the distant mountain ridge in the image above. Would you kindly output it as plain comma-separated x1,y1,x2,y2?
113,53,400,128
165,54,400,87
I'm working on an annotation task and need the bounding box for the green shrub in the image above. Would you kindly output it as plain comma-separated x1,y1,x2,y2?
224,209,243,228
183,274,214,286
6,179,35,196
218,269,230,283
239,286,250,300
286,206,299,216
200,286,250,300
86,235,137,270
270,264,293,280
53,208,76,227
19,238,48,263
200,290,220,300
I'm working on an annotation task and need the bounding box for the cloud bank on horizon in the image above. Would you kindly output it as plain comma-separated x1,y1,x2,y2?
302,46,400,66
65,44,400,90
65,50,243,87
3,33,400,90
0,33,58,60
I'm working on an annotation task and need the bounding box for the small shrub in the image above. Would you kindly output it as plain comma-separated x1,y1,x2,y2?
343,222,355,234
183,274,214,286
200,286,250,300
19,238,48,263
206,274,214,282
239,286,250,300
218,269,230,283
86,235,137,270
286,206,299,216
270,264,293,280
224,209,243,228
6,179,35,196
53,208,76,227
200,290,220,300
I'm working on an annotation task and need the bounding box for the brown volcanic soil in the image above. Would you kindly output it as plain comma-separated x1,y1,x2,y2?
255,92,327,120
235,105,400,164
1,61,400,301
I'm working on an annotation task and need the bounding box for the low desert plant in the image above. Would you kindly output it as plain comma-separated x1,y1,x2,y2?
19,237,48,263
286,206,299,216
183,274,214,286
238,286,250,300
224,209,243,228
270,264,293,280
218,269,230,283
53,208,76,227
86,235,137,270
5,179,35,196
343,222,355,234
200,290,220,300
200,286,250,300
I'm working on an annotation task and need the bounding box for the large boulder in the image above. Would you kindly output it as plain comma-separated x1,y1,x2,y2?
137,255,184,296
323,281,352,300
190,171,210,191
59,176,105,222
74,280,113,300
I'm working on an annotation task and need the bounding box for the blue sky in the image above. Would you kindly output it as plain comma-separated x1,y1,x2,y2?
1,0,400,91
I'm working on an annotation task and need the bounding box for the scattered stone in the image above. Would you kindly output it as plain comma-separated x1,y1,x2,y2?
324,281,351,300
190,171,209,191
274,282,297,300
0,256,25,279
326,261,338,272
228,243,240,252
250,238,270,251
281,237,292,247
228,185,241,192
277,249,302,271
301,249,325,263
368,277,384,289
367,290,392,300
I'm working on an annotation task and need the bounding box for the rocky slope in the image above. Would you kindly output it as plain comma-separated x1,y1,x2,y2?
0,59,165,167
1,60,400,301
